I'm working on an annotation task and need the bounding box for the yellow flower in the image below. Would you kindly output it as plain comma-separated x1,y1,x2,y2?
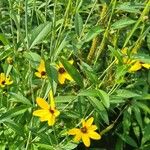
0,73,13,88
116,48,150,72
33,91,60,126
141,63,150,69
128,61,142,72
68,117,101,147
35,59,47,79
56,60,73,84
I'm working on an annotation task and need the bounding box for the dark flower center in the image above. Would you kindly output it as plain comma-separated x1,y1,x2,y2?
81,126,87,133
58,67,66,74
1,80,6,85
41,71,46,76
49,109,54,114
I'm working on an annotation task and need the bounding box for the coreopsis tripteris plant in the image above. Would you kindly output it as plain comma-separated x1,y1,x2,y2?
0,73,13,88
56,60,74,84
33,90,60,126
68,117,101,147
116,48,150,72
35,59,47,79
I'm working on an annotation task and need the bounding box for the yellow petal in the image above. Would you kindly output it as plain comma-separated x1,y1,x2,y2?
38,60,45,71
48,115,55,126
81,119,86,127
33,109,48,117
64,73,73,81
142,63,150,69
36,97,49,109
58,74,65,84
88,131,101,140
40,115,50,121
88,125,98,131
5,77,13,85
129,61,142,72
68,128,80,135
54,109,60,117
35,72,41,78
82,134,90,147
49,90,55,108
74,134,82,142
68,60,74,65
85,117,94,127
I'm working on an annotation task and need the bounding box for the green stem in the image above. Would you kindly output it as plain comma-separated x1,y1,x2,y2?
123,0,150,47
94,0,117,64
25,0,29,49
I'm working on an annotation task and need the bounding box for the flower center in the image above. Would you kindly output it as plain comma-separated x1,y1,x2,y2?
81,126,87,133
58,67,66,74
1,80,6,85
41,71,46,76
49,109,54,114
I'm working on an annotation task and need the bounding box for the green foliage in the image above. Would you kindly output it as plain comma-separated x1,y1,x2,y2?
0,0,150,149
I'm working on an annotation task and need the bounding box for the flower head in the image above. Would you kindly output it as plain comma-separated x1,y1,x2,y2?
68,117,101,147
56,60,74,84
0,73,13,88
116,48,150,72
7,57,13,65
33,91,60,126
35,59,47,79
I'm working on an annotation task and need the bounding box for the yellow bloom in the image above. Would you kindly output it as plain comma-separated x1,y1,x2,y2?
35,59,47,79
56,60,73,84
116,48,150,72
0,73,13,88
33,91,60,126
128,61,142,72
141,63,150,69
68,117,101,147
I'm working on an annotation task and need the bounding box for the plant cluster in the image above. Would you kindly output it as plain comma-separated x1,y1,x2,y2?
0,0,150,150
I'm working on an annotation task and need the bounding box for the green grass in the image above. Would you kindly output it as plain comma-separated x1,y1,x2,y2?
0,0,150,149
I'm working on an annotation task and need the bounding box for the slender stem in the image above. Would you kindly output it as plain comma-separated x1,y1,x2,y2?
25,0,29,49
79,0,97,40
94,0,117,64
123,0,150,47
100,104,128,136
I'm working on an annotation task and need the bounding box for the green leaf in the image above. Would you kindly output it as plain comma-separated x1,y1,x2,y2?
117,133,138,148
78,89,110,108
60,58,83,87
116,89,140,98
35,143,54,150
147,33,150,50
24,51,41,62
133,53,150,64
0,105,30,123
74,13,83,36
0,34,10,45
88,97,109,124
111,18,136,29
9,92,32,106
45,61,58,83
4,120,25,137
52,37,68,61
135,101,150,114
55,96,76,103
116,2,142,13
142,124,150,144
83,26,104,42
29,22,51,49
62,143,77,150
132,106,143,129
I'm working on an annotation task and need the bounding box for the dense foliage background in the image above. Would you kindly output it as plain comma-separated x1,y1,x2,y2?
0,0,150,149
